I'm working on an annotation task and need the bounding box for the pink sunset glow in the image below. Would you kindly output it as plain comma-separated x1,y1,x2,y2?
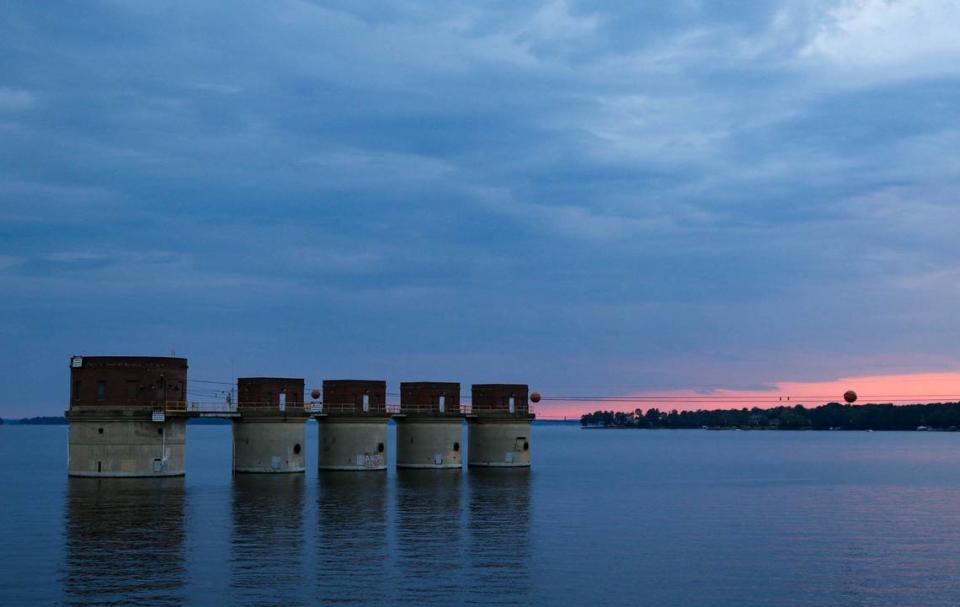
534,372,960,420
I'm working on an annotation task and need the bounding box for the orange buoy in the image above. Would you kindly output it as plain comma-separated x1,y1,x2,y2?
843,390,857,404
530,392,541,403
310,389,321,400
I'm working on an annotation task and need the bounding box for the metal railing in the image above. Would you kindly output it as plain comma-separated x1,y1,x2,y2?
164,401,189,413
312,402,389,415
190,401,235,414
465,404,535,416
162,401,306,414
235,401,306,410
158,400,535,417
393,403,467,415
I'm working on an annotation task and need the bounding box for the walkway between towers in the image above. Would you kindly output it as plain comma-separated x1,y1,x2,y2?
154,400,514,421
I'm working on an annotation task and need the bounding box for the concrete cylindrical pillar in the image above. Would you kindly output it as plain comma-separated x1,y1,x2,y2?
395,418,462,469
65,355,190,477
232,419,306,473
466,419,532,468
317,418,388,471
67,418,187,477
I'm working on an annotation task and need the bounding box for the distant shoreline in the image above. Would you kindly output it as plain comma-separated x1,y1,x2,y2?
581,426,955,432
0,416,68,425
580,401,960,432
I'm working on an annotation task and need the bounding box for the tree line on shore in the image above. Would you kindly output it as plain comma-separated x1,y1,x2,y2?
0,416,68,425
580,402,960,430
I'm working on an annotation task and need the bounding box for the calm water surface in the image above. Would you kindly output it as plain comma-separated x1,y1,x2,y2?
2,424,960,606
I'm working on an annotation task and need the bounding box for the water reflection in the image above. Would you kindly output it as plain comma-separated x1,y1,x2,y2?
230,474,306,606
394,470,465,605
316,472,388,604
64,477,186,606
465,469,532,606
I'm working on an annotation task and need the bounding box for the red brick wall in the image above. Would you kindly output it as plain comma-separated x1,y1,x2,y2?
69,356,188,408
471,384,529,413
237,377,304,406
400,382,460,405
322,380,386,405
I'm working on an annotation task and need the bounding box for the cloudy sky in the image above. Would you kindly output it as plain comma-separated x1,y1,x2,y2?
3,0,960,417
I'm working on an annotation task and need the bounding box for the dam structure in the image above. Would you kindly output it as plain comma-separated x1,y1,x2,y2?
63,355,539,476
395,381,463,469
232,377,309,473
316,380,390,471
66,355,189,477
466,384,534,468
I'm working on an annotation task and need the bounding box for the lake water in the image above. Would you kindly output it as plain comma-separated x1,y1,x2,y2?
2,423,960,606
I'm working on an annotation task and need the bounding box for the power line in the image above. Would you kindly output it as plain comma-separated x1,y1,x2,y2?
183,378,960,406
541,394,960,401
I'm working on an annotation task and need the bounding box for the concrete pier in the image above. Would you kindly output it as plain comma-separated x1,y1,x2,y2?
63,358,539,475
67,417,187,477
232,420,306,473
395,381,462,469
317,380,389,471
232,377,308,473
66,356,189,477
466,384,534,468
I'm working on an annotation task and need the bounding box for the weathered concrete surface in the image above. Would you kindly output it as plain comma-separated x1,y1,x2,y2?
317,418,388,471
395,418,462,469
68,419,186,477
232,419,306,473
466,418,532,467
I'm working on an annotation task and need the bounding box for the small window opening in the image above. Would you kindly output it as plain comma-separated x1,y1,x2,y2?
98,427,104,434
377,442,384,453
293,443,302,454
97,461,102,473
523,441,529,451
453,441,460,452
157,428,164,435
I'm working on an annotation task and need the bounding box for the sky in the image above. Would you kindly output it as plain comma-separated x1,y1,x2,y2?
2,0,960,418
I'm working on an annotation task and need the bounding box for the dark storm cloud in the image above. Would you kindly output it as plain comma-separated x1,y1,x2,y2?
2,0,960,414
